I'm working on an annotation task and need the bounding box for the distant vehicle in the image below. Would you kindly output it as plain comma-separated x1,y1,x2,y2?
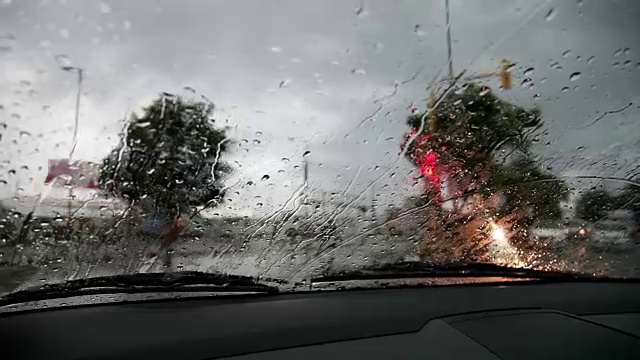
565,223,593,242
531,221,593,243
533,218,631,245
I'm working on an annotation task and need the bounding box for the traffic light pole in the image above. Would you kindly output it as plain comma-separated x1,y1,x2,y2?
428,0,513,132
423,1,514,209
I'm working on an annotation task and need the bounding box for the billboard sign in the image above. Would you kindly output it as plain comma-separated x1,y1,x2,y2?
44,159,100,189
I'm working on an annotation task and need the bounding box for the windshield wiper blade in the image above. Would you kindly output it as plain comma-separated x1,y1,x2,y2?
311,261,604,284
0,271,281,306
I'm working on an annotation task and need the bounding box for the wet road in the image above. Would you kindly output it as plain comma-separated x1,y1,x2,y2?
1,221,639,295
0,218,406,292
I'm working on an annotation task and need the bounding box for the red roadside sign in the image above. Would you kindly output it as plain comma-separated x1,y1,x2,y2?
44,159,100,189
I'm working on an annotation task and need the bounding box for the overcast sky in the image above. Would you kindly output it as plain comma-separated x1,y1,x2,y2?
1,0,639,217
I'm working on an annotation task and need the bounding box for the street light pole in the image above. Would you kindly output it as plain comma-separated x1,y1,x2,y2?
60,66,83,222
70,68,83,159
430,0,454,132
445,0,454,80
429,0,513,132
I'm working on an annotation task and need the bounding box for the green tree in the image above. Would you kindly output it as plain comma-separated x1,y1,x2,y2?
491,157,568,222
575,189,615,222
0,202,16,245
618,184,640,224
100,94,231,219
403,83,568,260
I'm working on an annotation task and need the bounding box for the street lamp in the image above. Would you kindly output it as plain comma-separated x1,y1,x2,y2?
58,68,83,157
56,56,84,222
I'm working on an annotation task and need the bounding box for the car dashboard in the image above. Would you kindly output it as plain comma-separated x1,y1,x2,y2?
1,280,640,359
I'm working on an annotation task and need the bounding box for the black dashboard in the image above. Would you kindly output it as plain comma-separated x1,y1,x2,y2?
1,281,640,359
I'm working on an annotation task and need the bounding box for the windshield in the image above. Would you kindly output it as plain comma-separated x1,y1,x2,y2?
1,0,640,296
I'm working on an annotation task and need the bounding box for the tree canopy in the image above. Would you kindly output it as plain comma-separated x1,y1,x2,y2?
404,83,567,221
100,94,231,218
575,189,616,223
406,84,541,171
402,83,568,260
618,184,640,223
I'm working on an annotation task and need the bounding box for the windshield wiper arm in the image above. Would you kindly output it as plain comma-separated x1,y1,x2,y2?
0,271,282,306
311,261,604,284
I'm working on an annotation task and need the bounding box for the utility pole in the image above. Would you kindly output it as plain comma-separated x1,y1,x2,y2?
445,0,454,79
68,68,83,220
424,0,514,207
429,0,453,132
58,62,83,226
302,145,310,216
370,183,376,223
70,68,83,160
428,0,513,132
303,154,309,188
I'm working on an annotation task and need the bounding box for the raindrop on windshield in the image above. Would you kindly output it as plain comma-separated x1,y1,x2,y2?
0,33,16,52
355,4,368,18
279,79,291,88
54,54,74,69
261,174,270,181
545,8,556,21
99,2,111,14
570,72,582,81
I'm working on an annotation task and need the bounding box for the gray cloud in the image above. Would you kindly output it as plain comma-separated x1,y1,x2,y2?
1,0,639,216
